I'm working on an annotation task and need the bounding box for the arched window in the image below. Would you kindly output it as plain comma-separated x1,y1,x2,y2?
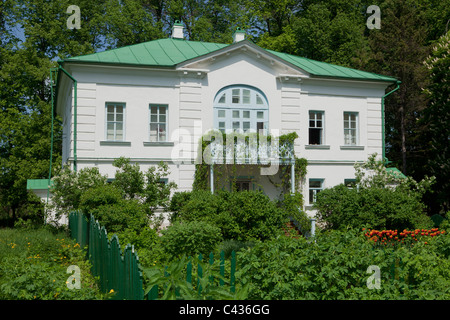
214,85,269,134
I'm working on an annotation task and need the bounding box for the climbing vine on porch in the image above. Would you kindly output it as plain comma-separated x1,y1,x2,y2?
192,130,307,195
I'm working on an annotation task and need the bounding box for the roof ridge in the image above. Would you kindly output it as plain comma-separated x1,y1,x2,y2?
61,38,396,82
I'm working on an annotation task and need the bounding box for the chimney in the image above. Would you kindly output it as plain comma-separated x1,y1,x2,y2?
172,21,184,39
233,27,246,43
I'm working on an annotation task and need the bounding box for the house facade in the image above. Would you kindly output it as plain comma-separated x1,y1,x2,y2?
28,25,399,219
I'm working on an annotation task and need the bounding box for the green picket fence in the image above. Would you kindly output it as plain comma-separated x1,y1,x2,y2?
68,211,144,300
68,211,237,300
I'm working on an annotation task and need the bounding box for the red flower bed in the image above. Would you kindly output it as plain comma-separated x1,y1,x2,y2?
363,227,445,247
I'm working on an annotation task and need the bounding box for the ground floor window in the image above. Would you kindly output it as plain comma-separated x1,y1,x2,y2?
234,180,251,191
309,179,323,203
344,179,356,188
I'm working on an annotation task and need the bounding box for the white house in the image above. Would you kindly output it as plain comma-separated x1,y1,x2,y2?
27,24,400,221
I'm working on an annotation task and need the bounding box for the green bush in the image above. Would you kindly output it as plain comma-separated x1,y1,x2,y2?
219,190,288,241
168,191,193,222
80,186,158,250
314,184,432,231
171,190,225,223
160,220,223,260
171,190,289,241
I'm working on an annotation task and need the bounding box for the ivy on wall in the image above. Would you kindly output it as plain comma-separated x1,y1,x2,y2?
192,130,308,195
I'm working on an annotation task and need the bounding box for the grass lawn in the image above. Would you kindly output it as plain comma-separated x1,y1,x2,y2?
0,226,107,300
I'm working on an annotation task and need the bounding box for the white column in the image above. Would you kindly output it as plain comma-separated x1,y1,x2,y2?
210,163,214,193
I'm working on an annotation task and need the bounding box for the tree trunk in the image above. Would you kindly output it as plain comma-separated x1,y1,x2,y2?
399,105,407,174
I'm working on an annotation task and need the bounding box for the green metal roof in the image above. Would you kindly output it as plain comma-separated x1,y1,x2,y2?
267,50,397,82
63,38,228,67
27,179,53,190
386,167,407,179
61,38,397,83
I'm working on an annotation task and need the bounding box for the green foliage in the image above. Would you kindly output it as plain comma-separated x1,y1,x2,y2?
49,166,108,222
171,190,290,241
160,220,223,260
278,192,310,233
111,157,177,213
291,1,368,67
420,31,450,214
144,255,248,300
168,191,193,222
112,157,145,199
314,154,434,231
314,184,431,231
220,191,288,241
0,227,106,300
79,186,158,250
50,158,175,250
237,228,450,299
219,239,255,259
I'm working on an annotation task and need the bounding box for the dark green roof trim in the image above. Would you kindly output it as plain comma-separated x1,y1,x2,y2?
386,167,407,179
60,38,398,83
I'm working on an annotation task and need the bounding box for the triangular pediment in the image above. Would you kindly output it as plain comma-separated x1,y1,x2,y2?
176,40,310,79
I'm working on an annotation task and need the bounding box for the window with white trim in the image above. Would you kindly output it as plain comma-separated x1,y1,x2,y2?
214,86,269,134
149,105,168,142
343,112,358,145
106,103,125,141
309,111,324,145
309,179,323,203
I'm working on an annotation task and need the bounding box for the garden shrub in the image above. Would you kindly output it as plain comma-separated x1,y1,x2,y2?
218,190,288,241
160,220,223,260
171,190,225,223
80,187,158,250
314,153,435,231
168,191,193,222
171,190,289,241
314,184,432,231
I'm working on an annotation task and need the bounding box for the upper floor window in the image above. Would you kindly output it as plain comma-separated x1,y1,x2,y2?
309,111,324,145
149,105,168,142
106,103,125,141
343,112,358,145
214,86,269,134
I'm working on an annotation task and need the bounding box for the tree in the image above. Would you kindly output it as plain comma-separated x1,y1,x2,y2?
0,0,107,223
420,31,450,213
363,0,437,178
102,0,166,48
290,0,370,68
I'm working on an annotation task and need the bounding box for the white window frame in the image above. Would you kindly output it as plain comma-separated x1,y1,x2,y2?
343,112,359,146
149,104,168,142
105,102,126,141
309,179,324,203
308,111,324,145
214,86,269,134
